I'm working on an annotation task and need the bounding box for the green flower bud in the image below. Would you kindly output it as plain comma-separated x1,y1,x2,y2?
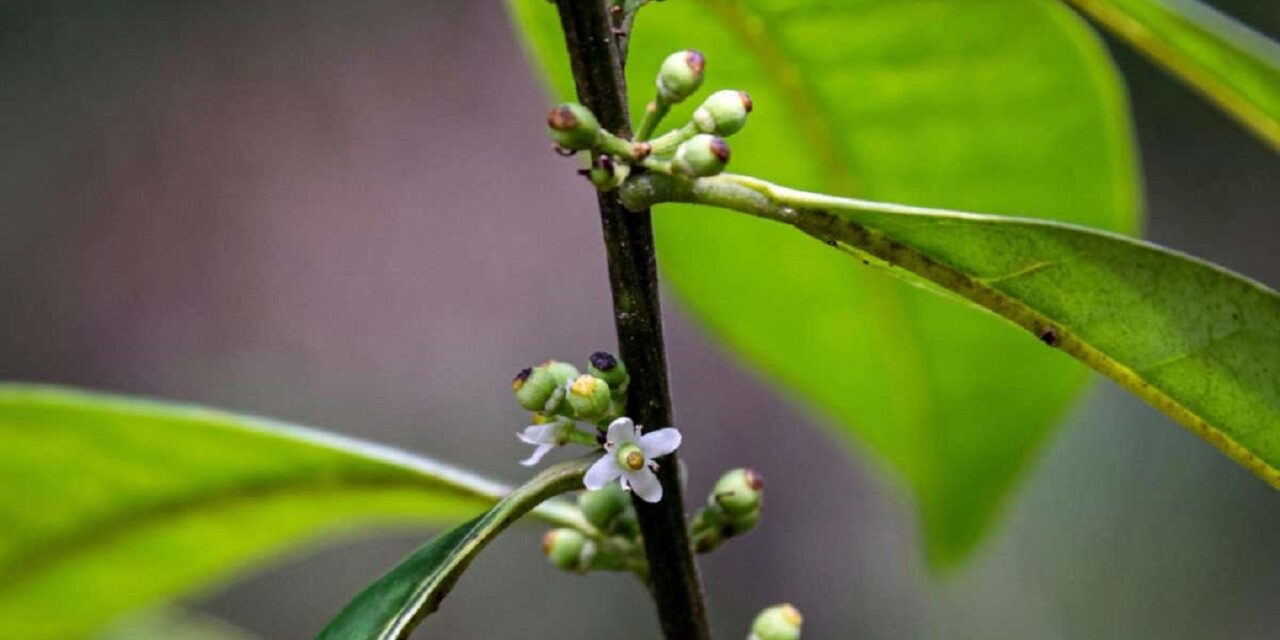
541,360,580,386
614,509,641,538
578,483,631,531
711,468,764,517
513,366,563,413
749,604,803,640
673,134,730,178
566,374,612,420
542,528,595,573
587,351,630,391
724,509,760,536
693,90,753,136
547,103,601,151
656,50,705,104
690,509,724,553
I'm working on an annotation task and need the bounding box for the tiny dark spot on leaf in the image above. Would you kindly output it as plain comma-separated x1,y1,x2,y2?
1038,327,1058,347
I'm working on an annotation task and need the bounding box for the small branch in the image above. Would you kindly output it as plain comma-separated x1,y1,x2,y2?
551,2,712,639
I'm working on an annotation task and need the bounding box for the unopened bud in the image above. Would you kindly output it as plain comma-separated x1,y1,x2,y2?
673,134,730,178
656,50,705,103
542,528,595,573
566,374,612,420
693,90,753,136
711,468,764,518
587,351,629,391
513,366,563,413
749,604,803,640
578,483,631,531
547,103,601,151
542,360,581,386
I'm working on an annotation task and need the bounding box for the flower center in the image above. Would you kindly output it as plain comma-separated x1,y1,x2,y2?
616,443,645,471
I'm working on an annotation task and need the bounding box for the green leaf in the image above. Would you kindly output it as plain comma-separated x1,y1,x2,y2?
625,171,1280,489
97,609,261,640
0,384,580,640
317,458,590,640
1063,0,1280,149
507,0,1140,568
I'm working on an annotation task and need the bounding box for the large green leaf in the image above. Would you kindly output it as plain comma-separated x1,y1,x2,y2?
624,173,1280,487
508,0,1140,567
0,384,581,640
317,458,591,640
1063,0,1280,149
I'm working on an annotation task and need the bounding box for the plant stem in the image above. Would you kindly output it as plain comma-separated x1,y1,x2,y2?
551,2,712,639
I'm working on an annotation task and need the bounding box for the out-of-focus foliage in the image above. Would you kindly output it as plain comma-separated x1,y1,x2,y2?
0,385,571,640
96,609,261,640
1065,0,1280,148
318,458,591,640
508,0,1140,568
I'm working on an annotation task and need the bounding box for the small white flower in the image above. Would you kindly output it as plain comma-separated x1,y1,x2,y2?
583,417,682,503
516,419,571,467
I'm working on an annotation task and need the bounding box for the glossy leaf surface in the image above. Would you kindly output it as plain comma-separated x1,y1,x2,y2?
0,385,577,639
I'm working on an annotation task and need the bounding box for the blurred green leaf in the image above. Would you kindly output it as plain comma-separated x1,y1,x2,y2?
96,609,260,640
317,458,590,640
1064,0,1280,149
508,0,1140,568
627,172,1280,489
0,384,580,639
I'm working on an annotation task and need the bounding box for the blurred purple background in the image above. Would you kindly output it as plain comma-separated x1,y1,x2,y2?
2,1,1278,638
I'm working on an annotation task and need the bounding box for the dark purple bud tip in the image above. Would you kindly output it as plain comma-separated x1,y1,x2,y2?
744,469,764,491
547,105,580,131
512,367,532,391
589,351,618,371
739,91,753,113
686,50,706,74
709,137,731,164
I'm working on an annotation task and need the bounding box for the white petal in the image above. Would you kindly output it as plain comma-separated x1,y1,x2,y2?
516,422,559,445
639,428,682,460
583,454,622,490
626,468,663,503
606,417,636,446
519,443,554,467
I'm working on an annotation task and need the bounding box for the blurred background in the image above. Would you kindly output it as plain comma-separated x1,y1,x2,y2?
2,1,1277,638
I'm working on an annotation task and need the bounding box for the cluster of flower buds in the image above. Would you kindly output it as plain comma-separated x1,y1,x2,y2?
544,49,755,188
512,353,629,423
542,483,648,576
748,604,803,640
690,468,764,553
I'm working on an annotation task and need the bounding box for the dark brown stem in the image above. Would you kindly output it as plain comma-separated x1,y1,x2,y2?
551,2,711,639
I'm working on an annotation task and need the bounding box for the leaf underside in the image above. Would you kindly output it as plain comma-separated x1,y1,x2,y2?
508,0,1141,568
817,200,1280,488
643,174,1280,490
0,384,539,640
